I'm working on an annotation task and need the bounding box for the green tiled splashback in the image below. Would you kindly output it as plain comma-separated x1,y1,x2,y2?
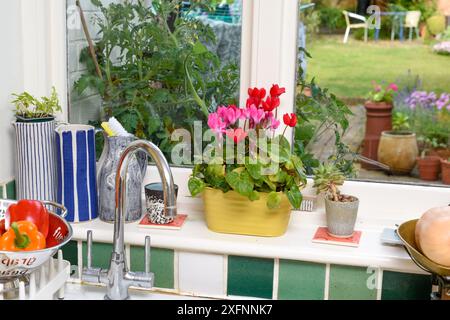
329,264,377,300
278,260,326,300
62,240,432,300
228,256,274,299
131,246,174,289
381,271,431,300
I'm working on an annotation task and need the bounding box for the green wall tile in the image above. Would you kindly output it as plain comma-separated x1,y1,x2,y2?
329,265,377,300
228,256,274,299
6,181,15,200
278,260,325,300
130,246,174,289
381,271,431,300
62,240,78,267
82,242,113,269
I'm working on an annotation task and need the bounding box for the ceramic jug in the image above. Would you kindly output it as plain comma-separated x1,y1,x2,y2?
97,134,147,222
55,124,99,222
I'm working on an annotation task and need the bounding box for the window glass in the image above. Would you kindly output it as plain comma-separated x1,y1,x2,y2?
295,0,449,187
66,0,242,162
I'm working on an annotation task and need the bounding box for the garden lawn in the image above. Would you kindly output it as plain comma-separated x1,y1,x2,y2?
306,36,450,100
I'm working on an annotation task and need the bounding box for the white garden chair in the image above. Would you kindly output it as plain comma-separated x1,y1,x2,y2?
404,11,421,41
342,10,368,43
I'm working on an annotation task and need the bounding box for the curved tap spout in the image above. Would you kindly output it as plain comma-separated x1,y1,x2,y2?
105,140,176,300
114,140,177,253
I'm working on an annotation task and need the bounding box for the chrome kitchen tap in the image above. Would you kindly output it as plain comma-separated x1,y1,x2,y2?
82,140,177,300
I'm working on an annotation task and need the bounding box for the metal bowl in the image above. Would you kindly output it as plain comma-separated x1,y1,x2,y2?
397,219,450,277
0,200,73,282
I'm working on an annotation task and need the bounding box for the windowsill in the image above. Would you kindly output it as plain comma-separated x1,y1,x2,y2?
69,201,424,275
68,166,448,275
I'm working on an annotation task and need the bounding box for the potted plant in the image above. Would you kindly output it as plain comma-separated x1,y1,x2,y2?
313,163,359,238
441,157,450,185
416,137,444,181
12,87,61,122
377,111,419,174
361,82,398,169
188,85,307,237
11,87,61,201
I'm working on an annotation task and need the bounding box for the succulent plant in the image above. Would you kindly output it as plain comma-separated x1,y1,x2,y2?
313,163,345,202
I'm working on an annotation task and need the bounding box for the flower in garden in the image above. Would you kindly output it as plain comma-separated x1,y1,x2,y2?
388,83,398,92
436,93,450,110
226,128,248,143
270,84,286,97
208,113,226,134
283,113,297,127
262,96,280,112
246,87,266,108
433,41,450,55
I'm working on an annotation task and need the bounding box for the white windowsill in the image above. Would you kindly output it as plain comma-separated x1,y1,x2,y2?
68,166,449,275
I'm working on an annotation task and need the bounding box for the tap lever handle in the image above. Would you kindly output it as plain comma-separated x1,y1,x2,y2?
145,236,151,273
87,230,93,269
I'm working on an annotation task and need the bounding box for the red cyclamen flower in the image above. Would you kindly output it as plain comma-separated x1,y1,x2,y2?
270,84,286,97
283,113,297,127
246,87,267,108
262,96,280,112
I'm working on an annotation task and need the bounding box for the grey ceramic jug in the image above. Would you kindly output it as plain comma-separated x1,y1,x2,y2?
97,134,147,222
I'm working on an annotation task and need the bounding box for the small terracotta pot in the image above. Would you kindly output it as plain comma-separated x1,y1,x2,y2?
441,159,450,185
416,156,441,181
427,148,450,160
362,101,393,170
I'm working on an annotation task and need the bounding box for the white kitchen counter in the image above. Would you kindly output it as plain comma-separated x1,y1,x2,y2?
69,201,423,274
67,167,449,276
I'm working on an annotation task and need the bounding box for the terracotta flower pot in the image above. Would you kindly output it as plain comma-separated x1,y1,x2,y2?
362,101,393,170
427,148,450,160
416,156,441,181
441,159,450,185
377,131,418,175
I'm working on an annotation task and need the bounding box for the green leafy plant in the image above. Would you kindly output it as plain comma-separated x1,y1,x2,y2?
75,0,239,156
12,87,61,119
295,60,356,178
392,111,411,132
418,136,447,157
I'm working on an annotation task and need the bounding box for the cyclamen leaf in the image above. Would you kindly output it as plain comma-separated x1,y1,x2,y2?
267,192,281,209
225,170,254,197
188,177,205,197
249,190,260,201
286,184,302,209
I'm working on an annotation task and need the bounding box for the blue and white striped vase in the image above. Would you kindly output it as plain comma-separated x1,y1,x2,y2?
55,124,98,223
13,119,58,202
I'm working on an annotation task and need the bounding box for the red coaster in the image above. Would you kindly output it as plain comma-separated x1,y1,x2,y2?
138,214,187,230
312,226,362,247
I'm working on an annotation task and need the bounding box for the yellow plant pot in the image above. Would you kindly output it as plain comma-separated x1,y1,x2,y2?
202,188,292,237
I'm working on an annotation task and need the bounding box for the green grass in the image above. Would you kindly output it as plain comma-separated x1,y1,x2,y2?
306,36,450,99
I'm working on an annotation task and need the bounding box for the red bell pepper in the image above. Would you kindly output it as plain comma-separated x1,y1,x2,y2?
6,200,49,238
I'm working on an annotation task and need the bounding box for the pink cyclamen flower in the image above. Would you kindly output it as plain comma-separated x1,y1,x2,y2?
388,83,398,92
226,128,248,144
265,112,281,130
245,105,265,125
208,113,226,134
217,105,242,126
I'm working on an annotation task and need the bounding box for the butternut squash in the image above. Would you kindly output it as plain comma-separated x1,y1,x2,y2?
415,206,450,267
